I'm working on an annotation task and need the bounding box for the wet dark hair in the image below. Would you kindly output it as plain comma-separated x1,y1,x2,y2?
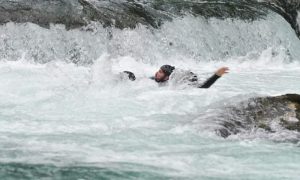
160,65,175,76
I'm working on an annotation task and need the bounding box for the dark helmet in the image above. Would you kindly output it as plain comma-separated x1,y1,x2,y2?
160,65,175,76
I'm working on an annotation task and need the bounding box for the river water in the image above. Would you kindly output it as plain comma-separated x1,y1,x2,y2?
0,12,300,179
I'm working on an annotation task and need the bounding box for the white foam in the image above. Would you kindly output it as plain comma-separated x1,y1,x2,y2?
0,12,300,179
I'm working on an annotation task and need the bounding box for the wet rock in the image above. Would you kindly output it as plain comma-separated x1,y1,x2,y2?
0,0,170,29
0,0,85,29
0,0,299,38
261,0,300,40
217,94,300,138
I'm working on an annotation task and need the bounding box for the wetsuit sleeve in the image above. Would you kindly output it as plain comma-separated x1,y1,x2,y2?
198,74,220,88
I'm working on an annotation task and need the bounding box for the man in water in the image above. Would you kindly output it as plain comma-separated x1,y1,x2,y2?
122,65,228,88
151,65,229,88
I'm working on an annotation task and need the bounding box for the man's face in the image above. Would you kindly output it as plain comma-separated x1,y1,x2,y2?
155,69,169,82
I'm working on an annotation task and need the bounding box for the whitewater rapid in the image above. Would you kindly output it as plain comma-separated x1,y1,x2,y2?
0,12,300,179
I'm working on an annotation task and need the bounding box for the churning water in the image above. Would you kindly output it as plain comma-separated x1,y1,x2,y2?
0,12,300,179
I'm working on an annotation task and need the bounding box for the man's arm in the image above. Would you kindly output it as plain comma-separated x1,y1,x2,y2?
198,74,220,88
198,67,229,88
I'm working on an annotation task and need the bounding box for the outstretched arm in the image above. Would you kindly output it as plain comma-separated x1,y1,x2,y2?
198,67,229,88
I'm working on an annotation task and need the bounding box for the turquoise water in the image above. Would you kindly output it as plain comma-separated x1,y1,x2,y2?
0,14,300,179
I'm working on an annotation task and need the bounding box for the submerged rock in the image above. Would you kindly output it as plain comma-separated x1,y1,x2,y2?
217,94,300,138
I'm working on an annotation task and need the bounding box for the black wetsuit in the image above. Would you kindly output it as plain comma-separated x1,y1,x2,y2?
151,73,220,88
123,69,220,88
197,74,220,88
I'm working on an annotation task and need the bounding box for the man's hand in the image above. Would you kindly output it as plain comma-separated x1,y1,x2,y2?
215,67,229,76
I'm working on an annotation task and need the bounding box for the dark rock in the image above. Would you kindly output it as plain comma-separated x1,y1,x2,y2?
0,0,86,29
0,0,299,38
217,94,300,138
261,0,300,40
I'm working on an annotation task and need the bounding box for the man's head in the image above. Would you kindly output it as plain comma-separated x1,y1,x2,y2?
154,65,175,82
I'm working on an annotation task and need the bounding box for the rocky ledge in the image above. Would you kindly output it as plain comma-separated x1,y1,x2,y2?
217,94,300,138
0,0,299,39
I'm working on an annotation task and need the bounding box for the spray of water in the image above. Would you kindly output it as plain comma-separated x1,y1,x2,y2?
0,12,300,179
